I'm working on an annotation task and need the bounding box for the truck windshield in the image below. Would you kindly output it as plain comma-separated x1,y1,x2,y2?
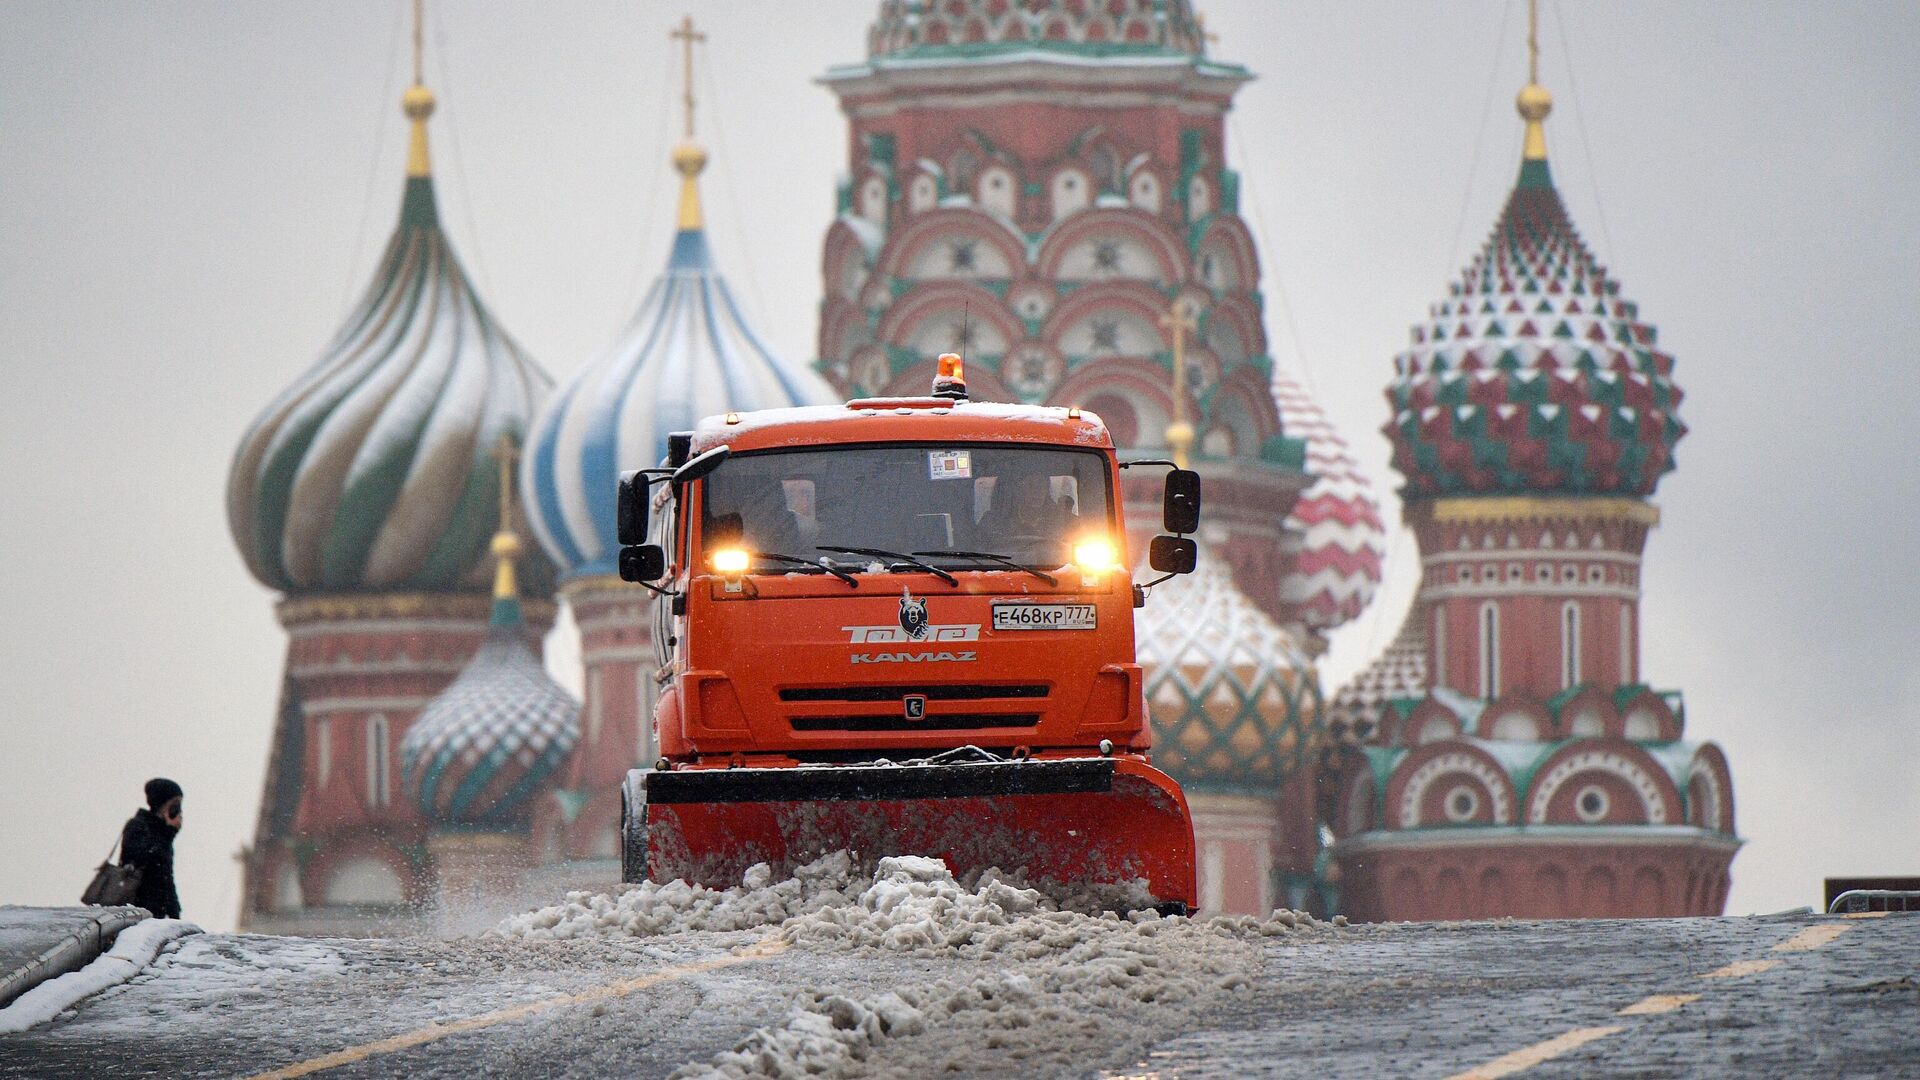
700,444,1112,572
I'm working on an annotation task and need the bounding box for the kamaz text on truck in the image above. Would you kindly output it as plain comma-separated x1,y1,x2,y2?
614,354,1204,912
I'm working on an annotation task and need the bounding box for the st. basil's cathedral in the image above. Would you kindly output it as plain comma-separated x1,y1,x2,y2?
225,0,1735,933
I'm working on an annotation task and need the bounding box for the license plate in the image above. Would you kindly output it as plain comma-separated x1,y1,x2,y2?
992,603,1097,631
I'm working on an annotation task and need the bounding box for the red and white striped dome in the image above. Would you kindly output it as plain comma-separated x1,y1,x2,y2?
1273,373,1386,631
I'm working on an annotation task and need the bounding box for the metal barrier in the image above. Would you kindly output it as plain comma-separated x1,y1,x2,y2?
1827,889,1920,914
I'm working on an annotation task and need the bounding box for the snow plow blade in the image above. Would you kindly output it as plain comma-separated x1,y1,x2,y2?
623,756,1197,912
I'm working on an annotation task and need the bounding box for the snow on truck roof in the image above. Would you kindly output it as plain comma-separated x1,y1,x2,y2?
689,397,1113,454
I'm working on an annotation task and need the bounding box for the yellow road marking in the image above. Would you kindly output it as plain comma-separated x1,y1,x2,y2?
1617,992,1700,1016
1701,958,1781,979
1774,923,1851,952
1843,911,1891,919
242,938,788,1079
1444,1026,1625,1080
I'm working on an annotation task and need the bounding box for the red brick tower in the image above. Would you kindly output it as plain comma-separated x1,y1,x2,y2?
816,0,1323,621
227,53,555,932
814,1,1387,913
1325,10,1739,921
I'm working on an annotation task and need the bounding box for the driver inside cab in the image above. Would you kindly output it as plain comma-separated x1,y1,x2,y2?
974,466,1076,553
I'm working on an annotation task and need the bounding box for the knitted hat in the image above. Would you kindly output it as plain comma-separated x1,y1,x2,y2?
145,777,183,810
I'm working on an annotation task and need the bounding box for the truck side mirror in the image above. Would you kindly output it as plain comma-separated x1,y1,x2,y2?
617,471,650,546
1163,469,1201,535
666,431,694,469
619,544,667,583
673,444,731,486
1149,535,1198,575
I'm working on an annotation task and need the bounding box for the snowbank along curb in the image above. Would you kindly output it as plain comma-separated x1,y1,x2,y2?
0,905,147,1009
0,919,201,1034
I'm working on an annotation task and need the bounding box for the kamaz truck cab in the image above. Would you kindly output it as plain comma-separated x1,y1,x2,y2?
616,355,1202,910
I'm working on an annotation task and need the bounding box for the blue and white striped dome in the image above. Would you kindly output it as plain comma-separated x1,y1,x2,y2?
524,144,837,578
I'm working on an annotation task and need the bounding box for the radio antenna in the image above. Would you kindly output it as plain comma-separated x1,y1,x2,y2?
960,300,971,365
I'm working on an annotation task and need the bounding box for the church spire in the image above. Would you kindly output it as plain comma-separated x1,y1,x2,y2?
490,435,525,627
1515,0,1555,187
403,0,435,179
670,15,709,232
1158,298,1199,469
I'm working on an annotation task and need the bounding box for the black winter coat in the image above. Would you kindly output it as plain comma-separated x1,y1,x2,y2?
119,808,181,919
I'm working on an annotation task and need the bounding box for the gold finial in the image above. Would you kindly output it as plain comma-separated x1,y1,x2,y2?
1158,298,1200,469
1193,12,1219,56
403,0,435,178
1516,0,1552,162
670,15,709,231
491,434,522,602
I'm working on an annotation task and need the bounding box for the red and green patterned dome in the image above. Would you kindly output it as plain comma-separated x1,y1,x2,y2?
1386,119,1684,500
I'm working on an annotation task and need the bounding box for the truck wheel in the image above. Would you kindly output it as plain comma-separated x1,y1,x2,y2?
620,786,648,886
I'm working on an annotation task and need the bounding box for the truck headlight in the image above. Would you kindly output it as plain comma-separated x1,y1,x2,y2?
1073,538,1118,575
711,548,751,575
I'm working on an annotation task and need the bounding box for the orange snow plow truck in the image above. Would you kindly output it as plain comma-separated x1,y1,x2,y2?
615,355,1202,912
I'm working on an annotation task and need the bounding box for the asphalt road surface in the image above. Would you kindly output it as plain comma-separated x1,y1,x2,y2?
0,910,1912,1078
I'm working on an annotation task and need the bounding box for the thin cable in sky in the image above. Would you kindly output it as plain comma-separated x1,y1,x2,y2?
615,28,678,334
1226,108,1318,400
431,8,495,299
699,38,772,336
339,1,408,318
1548,0,1618,264
1446,1,1514,275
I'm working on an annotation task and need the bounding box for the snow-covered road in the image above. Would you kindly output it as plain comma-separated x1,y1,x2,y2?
0,859,1913,1078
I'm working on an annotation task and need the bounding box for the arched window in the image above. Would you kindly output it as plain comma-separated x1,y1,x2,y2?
979,166,1016,218
908,173,938,213
1432,605,1448,690
1051,168,1090,221
325,856,403,907
314,716,331,788
859,176,888,225
1478,603,1501,699
1187,175,1212,218
1130,170,1161,214
1620,605,1634,683
1562,602,1583,689
365,714,390,808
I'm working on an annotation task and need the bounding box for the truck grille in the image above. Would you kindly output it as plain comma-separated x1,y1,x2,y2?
781,684,1048,734
779,684,1048,703
790,713,1042,732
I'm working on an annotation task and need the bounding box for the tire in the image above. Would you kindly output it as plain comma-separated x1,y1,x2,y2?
620,776,649,885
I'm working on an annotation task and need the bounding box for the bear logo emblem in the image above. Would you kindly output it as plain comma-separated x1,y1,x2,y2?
898,589,930,641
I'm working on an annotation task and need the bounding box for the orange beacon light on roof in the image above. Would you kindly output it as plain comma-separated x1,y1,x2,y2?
932,352,968,399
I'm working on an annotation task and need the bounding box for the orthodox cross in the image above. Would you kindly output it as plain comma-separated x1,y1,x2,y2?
495,433,520,527
1527,0,1540,85
1194,12,1220,55
671,16,707,141
411,0,424,85
1158,299,1200,468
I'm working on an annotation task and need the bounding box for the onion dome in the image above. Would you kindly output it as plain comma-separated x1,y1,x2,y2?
525,114,836,578
868,0,1209,58
1135,535,1322,793
403,445,579,827
1273,373,1386,631
1327,612,1429,739
227,76,554,595
1385,76,1683,500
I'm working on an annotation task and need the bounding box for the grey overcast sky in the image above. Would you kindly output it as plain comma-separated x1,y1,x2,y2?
2,2,1914,930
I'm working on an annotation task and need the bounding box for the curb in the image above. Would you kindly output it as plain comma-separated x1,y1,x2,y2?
0,919,201,1034
0,906,148,1009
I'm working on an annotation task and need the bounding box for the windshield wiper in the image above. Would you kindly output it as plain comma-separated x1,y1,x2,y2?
747,551,859,588
816,546,959,587
912,549,1057,586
